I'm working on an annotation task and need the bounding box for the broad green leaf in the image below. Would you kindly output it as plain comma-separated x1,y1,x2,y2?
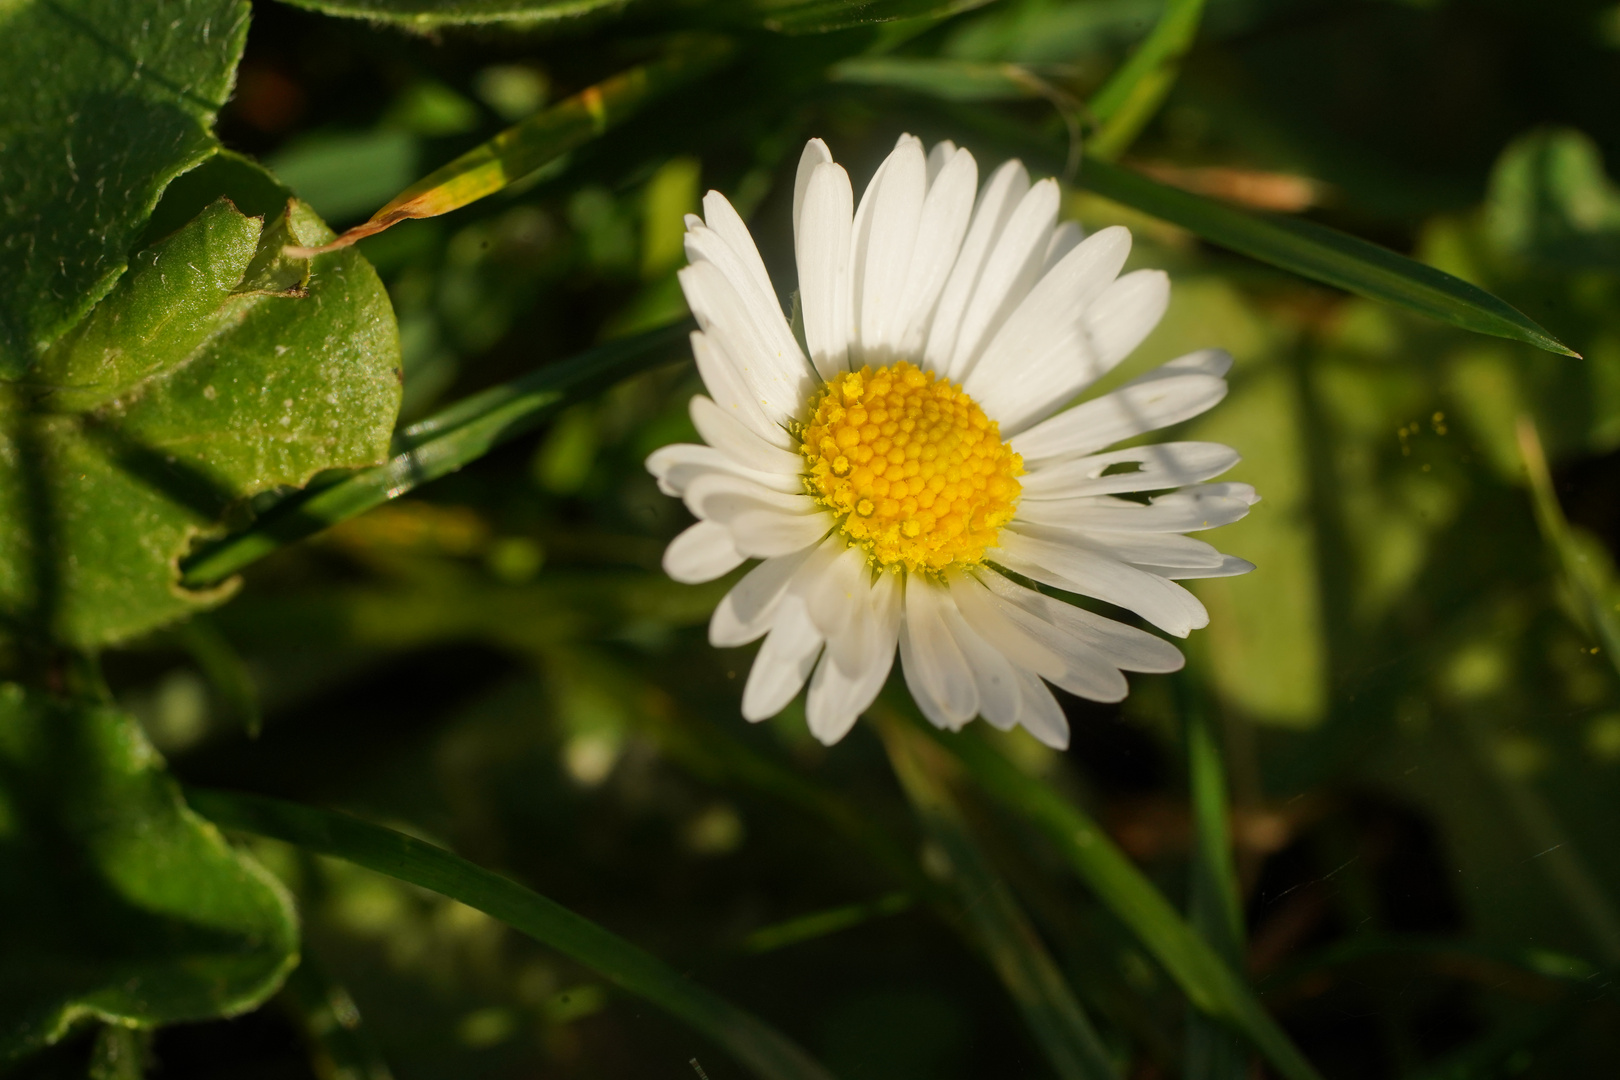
273,0,629,27
934,726,1325,1080
187,788,838,1080
752,0,996,35
180,321,690,588
290,39,732,255
1080,159,1579,357
0,684,297,1061
0,166,402,649
1085,0,1205,160
0,0,251,375
877,710,1119,1080
1485,128,1620,270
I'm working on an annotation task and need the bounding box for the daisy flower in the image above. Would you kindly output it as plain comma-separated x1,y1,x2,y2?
648,135,1256,749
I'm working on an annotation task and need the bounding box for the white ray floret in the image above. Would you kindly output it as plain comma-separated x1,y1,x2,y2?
647,135,1256,750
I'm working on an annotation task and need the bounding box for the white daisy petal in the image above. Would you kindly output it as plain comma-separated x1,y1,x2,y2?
1012,483,1259,533
689,395,805,476
683,470,816,520
926,139,956,185
648,443,799,497
949,572,1128,702
962,225,1134,433
653,133,1254,747
897,146,979,357
743,596,824,721
937,590,1022,730
944,177,1061,381
1010,520,1227,569
898,577,978,729
977,570,1184,673
1082,269,1170,376
800,543,876,676
852,134,927,356
711,546,817,647
1020,441,1242,500
805,571,901,744
663,520,746,584
1011,349,1232,463
1011,667,1070,749
688,330,792,450
685,218,803,376
796,162,855,378
793,137,834,244
679,260,814,426
1141,555,1257,580
702,191,791,335
993,529,1210,637
924,159,1030,375
1043,220,1083,270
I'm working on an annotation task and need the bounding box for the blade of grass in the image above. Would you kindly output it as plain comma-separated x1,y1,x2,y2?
827,56,1083,176
743,893,914,954
1517,416,1620,669
931,725,1324,1080
174,616,262,737
1080,158,1578,357
874,709,1119,1080
285,37,732,256
1085,0,1206,160
756,0,995,35
1263,933,1611,1002
178,320,692,587
187,788,837,1080
1180,677,1248,1079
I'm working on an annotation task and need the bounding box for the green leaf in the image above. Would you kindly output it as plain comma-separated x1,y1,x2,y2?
290,38,732,255
935,726,1326,1080
0,0,251,375
180,321,690,588
1180,679,1248,1079
751,0,997,35
186,788,838,1080
271,0,629,27
0,684,297,1061
1080,158,1579,357
0,172,402,649
1085,0,1206,160
876,710,1119,1080
1517,418,1620,714
829,56,1050,101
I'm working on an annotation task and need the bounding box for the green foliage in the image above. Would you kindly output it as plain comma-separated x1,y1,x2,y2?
0,684,297,1061
5,0,1620,1076
879,712,1119,1080
189,788,836,1080
0,0,250,374
0,185,400,649
272,0,629,27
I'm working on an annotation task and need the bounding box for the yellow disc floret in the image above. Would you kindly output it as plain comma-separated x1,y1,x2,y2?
798,361,1023,574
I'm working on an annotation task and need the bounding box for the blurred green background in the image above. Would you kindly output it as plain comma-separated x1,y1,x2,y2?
10,0,1620,1076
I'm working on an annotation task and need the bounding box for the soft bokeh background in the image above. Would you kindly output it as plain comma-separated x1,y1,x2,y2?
17,0,1620,1076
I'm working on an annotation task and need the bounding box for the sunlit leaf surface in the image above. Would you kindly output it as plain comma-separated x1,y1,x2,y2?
0,0,251,374
0,176,400,648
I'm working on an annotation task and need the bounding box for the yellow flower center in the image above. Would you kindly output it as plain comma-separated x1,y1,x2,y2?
798,361,1023,574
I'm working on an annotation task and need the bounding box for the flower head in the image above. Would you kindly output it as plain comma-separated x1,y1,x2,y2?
648,135,1256,749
